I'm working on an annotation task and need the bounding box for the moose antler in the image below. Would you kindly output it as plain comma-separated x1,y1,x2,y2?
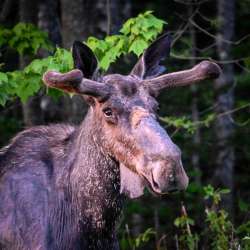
143,60,221,91
43,69,110,100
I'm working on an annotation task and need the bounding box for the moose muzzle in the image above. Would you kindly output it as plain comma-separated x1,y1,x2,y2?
132,108,189,194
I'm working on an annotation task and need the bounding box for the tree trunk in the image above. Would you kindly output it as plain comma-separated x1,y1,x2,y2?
19,0,44,126
60,0,130,124
0,0,14,23
19,0,38,25
60,0,94,124
38,0,61,47
188,5,201,184
60,0,92,48
214,0,235,215
38,0,66,124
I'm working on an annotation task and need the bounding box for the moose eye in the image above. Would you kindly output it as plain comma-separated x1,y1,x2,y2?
103,108,113,117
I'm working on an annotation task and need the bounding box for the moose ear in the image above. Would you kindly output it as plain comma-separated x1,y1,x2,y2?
72,41,98,79
130,33,171,79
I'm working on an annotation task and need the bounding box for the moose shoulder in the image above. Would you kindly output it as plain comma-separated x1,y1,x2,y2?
0,33,220,250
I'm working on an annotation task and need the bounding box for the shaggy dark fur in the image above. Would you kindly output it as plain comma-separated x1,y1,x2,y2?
0,114,123,250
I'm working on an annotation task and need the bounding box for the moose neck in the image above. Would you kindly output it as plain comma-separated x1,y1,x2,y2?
68,108,123,233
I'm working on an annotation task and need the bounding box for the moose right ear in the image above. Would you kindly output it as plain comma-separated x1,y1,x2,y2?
130,33,171,79
72,41,98,79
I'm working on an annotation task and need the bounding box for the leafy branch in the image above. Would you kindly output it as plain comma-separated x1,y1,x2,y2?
87,10,166,70
0,23,53,55
160,114,215,134
160,102,250,134
0,11,165,106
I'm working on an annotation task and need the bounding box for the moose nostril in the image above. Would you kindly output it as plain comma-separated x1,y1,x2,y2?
169,173,175,183
151,172,160,190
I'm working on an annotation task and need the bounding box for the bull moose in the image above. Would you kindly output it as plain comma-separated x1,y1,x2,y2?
0,33,220,249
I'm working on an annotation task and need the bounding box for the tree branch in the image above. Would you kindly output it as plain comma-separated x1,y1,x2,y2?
189,18,250,45
171,52,250,65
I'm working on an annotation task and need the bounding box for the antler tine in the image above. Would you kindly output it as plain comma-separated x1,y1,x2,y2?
43,69,111,101
142,60,221,91
43,69,83,92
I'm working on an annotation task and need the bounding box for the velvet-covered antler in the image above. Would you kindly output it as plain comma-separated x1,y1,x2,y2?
43,69,110,101
143,60,221,91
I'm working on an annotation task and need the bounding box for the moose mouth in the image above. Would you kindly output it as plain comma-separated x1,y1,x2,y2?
138,169,180,196
139,172,168,196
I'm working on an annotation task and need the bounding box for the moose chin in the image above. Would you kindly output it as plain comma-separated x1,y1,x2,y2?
0,33,220,250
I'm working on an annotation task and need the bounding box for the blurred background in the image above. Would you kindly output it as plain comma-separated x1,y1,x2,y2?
0,0,250,249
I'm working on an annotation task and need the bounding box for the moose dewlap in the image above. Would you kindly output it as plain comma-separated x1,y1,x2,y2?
0,33,220,250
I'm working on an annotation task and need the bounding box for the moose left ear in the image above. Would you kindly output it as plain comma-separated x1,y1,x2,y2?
72,41,98,79
130,33,171,79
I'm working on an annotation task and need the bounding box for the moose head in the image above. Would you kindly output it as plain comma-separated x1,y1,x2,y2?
43,33,220,198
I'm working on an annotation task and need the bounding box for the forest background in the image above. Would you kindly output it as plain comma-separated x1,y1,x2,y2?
0,0,250,249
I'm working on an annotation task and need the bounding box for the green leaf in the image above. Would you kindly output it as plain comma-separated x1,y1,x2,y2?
16,76,41,103
186,218,195,226
142,29,158,41
25,57,51,74
47,88,64,101
120,18,136,35
219,189,230,194
129,38,148,57
0,92,9,106
0,72,8,85
5,23,53,56
244,57,250,69
100,49,117,70
238,199,249,212
147,13,166,29
174,217,182,227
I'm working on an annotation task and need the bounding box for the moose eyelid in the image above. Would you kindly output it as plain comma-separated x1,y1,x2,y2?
102,107,111,112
